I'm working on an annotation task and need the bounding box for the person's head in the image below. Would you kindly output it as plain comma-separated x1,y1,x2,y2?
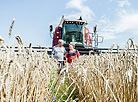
69,42,75,50
58,39,64,47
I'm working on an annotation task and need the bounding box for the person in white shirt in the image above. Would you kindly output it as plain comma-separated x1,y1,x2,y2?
51,39,67,74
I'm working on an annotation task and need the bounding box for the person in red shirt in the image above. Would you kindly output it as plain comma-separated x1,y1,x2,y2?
65,43,80,63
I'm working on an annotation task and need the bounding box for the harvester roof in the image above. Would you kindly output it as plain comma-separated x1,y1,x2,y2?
64,20,86,25
58,16,87,28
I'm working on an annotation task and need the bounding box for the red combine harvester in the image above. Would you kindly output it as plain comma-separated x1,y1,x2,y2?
49,16,104,54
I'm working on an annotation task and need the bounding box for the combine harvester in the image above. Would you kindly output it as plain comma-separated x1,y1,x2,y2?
47,16,117,55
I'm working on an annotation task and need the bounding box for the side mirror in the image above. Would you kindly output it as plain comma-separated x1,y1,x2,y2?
50,25,53,32
94,25,97,33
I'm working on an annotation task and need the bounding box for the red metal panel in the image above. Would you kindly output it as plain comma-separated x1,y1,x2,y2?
85,27,91,46
52,27,62,46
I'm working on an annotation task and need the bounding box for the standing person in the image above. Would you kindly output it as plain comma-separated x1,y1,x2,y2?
51,39,67,74
65,42,80,63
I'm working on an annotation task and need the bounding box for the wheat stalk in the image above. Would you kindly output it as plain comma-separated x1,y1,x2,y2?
9,18,15,38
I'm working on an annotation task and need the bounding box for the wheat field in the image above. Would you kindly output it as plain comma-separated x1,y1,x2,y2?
0,38,137,102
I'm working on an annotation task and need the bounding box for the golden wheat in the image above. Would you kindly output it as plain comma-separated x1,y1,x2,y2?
0,38,137,102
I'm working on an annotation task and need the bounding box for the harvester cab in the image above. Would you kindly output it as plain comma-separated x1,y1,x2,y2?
50,16,103,52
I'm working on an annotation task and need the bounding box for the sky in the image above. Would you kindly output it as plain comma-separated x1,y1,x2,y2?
0,0,138,48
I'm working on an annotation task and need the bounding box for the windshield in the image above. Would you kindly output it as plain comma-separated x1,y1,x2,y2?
63,23,84,44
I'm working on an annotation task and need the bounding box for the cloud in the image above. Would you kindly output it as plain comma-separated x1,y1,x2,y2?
97,9,138,38
65,0,95,21
97,16,117,39
98,10,138,40
118,0,131,7
116,11,138,34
